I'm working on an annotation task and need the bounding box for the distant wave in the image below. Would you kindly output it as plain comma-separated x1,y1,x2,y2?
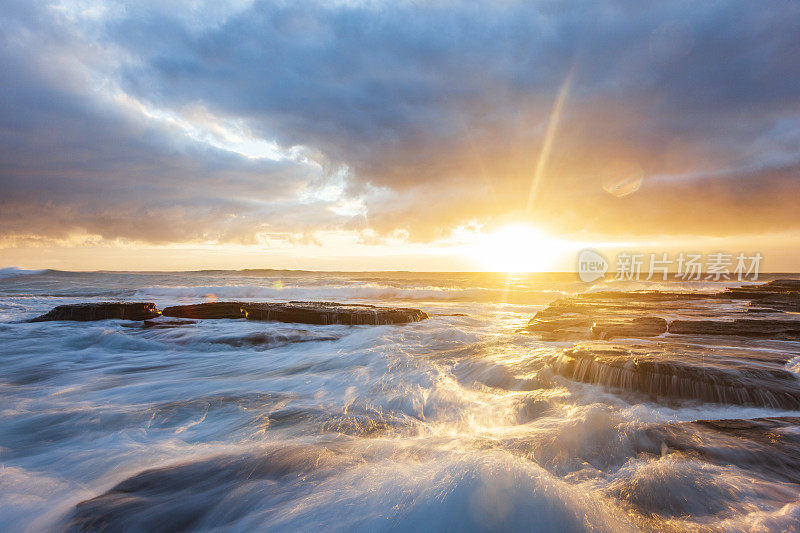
0,267,49,279
581,279,761,294
133,283,564,304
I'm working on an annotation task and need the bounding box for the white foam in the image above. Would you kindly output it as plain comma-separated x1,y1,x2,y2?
787,356,800,377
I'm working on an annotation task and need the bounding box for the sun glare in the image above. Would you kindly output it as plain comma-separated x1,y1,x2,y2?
469,224,570,272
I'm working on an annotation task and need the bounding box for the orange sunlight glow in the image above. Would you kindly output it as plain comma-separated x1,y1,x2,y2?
468,224,573,272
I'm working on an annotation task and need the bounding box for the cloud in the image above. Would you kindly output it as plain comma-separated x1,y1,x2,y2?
0,0,372,244
1,0,799,246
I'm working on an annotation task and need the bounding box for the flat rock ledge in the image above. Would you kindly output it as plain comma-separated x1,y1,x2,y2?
31,301,428,325
162,302,246,319
591,317,668,339
669,318,800,339
526,279,800,340
242,301,428,325
551,346,800,409
722,279,800,313
30,302,159,322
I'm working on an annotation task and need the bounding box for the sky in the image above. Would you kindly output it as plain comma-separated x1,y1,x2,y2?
1,0,799,272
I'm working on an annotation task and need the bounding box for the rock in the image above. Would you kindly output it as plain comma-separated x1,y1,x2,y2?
30,302,159,322
241,301,428,325
746,293,800,313
526,296,670,340
30,301,428,325
550,344,800,409
526,316,595,340
161,302,429,324
668,318,800,339
142,318,197,329
69,447,348,532
742,279,800,293
692,416,800,438
639,416,800,485
720,279,800,302
208,330,340,349
578,290,716,302
527,280,800,342
591,317,667,339
753,279,800,292
161,302,246,319
530,281,800,409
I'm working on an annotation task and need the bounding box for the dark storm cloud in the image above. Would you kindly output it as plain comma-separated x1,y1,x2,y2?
0,0,357,244
1,0,799,243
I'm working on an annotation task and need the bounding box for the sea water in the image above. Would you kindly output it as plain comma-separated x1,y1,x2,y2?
0,270,798,531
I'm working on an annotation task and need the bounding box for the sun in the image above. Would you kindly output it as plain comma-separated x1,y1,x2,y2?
468,224,569,272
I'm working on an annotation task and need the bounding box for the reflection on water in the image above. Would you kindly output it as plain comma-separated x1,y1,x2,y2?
0,270,799,531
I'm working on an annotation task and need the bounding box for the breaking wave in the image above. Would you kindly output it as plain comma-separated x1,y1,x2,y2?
0,267,49,279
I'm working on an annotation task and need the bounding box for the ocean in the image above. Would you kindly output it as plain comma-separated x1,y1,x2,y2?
1,269,799,531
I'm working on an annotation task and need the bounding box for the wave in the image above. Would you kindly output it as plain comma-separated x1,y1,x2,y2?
67,445,638,532
581,278,760,294
133,283,564,304
0,267,49,279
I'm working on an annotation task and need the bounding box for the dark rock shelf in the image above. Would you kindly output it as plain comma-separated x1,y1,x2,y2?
526,279,800,341
242,301,428,325
31,300,428,325
161,302,246,319
530,280,800,407
669,318,800,339
591,317,668,339
551,344,800,409
30,302,159,322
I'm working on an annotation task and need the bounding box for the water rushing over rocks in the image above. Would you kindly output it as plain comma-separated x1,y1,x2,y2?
551,344,800,409
1,270,800,531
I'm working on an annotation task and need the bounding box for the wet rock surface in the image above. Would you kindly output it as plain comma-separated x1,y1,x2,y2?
591,317,667,339
68,449,338,532
32,301,429,326
161,302,246,319
30,302,159,322
207,329,341,349
142,318,197,329
746,293,800,313
722,279,800,313
550,343,800,408
669,318,800,339
639,416,800,485
532,280,800,407
525,292,718,340
527,279,800,341
242,301,428,325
